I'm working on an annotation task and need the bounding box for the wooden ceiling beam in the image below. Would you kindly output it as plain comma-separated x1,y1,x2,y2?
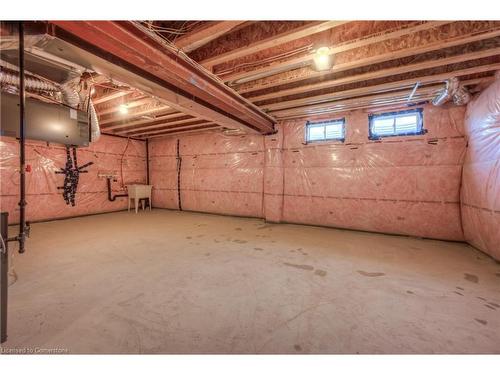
50,21,274,134
249,47,500,102
200,21,348,68
262,62,500,111
140,124,221,139
223,21,451,84
174,21,246,53
236,26,500,95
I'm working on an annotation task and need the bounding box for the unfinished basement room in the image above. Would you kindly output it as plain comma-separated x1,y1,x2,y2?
1,9,500,362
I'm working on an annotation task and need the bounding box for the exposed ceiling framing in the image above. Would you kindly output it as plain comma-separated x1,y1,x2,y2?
199,21,349,69
172,20,500,123
174,21,246,53
48,20,275,135
11,20,496,139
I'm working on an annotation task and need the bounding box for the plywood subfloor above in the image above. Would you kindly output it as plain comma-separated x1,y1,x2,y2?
4,210,500,353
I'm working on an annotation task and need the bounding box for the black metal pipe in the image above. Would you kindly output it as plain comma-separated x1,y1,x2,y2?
106,177,128,202
0,212,8,343
176,139,182,211
17,21,27,254
146,138,150,185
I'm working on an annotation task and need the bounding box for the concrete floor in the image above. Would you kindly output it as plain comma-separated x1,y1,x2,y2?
2,209,500,354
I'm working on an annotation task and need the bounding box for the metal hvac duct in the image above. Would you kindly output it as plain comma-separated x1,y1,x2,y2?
432,77,471,106
452,85,472,106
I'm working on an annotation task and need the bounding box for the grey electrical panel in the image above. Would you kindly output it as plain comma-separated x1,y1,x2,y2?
0,92,90,146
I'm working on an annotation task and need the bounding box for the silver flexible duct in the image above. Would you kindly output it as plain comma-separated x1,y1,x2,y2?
59,83,80,108
452,86,471,106
432,77,460,106
0,70,59,92
87,97,101,141
432,77,470,106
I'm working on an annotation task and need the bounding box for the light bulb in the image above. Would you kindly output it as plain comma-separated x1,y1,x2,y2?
118,104,128,114
313,47,332,71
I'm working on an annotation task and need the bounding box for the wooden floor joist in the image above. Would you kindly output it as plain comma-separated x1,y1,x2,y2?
101,111,183,131
235,27,500,94
96,97,151,116
270,87,440,118
273,95,437,120
132,121,216,137
200,21,349,69
118,117,206,135
142,124,221,138
270,77,489,119
222,21,452,84
261,62,500,111
92,90,131,105
174,21,246,53
248,47,500,102
99,105,171,125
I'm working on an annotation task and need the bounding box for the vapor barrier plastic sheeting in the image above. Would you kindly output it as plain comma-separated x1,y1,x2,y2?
461,77,500,259
149,132,265,218
0,135,147,223
151,104,467,241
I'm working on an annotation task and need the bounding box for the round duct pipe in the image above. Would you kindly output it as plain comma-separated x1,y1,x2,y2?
452,86,471,106
432,77,471,106
432,77,460,106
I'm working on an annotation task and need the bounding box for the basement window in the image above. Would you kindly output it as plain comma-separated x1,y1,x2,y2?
306,118,345,143
369,108,425,140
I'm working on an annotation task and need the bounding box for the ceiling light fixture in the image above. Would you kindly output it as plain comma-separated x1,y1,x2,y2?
118,104,128,115
313,47,333,71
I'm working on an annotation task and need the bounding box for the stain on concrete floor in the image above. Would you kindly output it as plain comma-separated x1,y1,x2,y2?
464,273,479,283
357,271,386,277
283,262,314,271
314,269,327,277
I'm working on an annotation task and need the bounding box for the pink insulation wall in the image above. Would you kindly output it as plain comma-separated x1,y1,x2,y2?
149,132,265,218
150,103,467,241
0,134,147,223
461,77,500,259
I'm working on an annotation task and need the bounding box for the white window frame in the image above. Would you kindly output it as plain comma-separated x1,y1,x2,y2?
305,118,346,143
368,108,425,140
